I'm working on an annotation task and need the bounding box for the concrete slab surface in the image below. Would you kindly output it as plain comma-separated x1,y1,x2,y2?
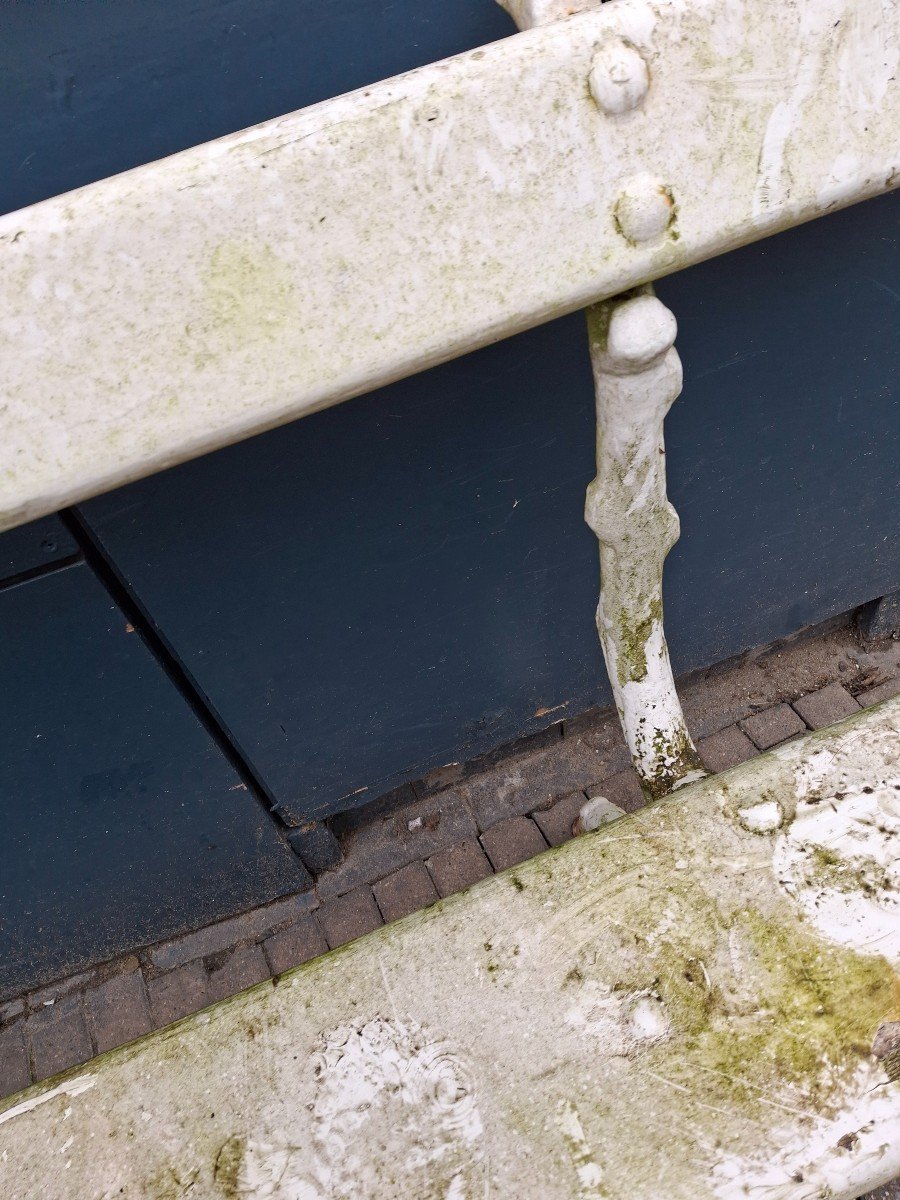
1,699,898,1199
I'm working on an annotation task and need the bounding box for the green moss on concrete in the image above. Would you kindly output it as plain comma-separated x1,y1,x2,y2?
677,911,900,1109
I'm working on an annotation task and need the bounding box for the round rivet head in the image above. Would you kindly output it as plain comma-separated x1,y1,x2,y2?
614,175,676,245
589,39,650,115
607,296,677,370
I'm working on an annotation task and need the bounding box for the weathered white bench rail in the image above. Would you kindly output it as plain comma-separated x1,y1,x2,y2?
1,5,898,1190
1,0,897,532
2,700,898,1199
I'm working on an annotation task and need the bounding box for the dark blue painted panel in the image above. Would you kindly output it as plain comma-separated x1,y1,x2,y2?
3,0,898,830
0,562,305,999
0,0,512,217
81,315,597,817
660,198,900,662
80,193,900,820
0,516,79,581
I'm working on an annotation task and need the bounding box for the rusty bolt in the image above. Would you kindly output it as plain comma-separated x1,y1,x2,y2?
589,40,650,116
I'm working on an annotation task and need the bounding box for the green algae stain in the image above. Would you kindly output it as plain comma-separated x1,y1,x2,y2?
667,911,900,1111
614,597,663,686
143,1151,203,1200
203,240,295,344
547,800,900,1119
214,1135,246,1199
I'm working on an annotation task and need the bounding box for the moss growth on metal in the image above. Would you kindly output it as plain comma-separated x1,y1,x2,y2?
613,597,664,685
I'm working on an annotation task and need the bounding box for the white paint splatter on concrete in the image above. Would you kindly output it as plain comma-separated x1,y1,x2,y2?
738,799,783,834
0,1076,95,1128
556,1101,604,1200
565,980,669,1056
714,1062,900,1199
773,726,900,962
230,1017,485,1198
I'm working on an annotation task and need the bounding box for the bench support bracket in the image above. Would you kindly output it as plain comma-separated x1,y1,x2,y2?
584,288,706,799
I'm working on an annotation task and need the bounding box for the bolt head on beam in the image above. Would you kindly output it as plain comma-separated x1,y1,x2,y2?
589,40,650,115
614,176,677,245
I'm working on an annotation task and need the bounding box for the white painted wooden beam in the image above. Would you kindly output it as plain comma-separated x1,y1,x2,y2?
1,0,897,530
2,700,899,1198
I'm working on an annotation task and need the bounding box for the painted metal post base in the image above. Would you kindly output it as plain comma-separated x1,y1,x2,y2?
584,287,706,800
2,699,898,1199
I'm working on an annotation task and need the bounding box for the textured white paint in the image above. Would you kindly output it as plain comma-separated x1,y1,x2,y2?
228,1018,485,1198
772,723,900,961
498,0,599,29
0,1076,95,1128
1,0,897,530
738,799,784,833
714,1063,900,1200
588,39,651,115
585,290,706,796
565,980,670,1054
556,1101,605,1199
2,702,900,1198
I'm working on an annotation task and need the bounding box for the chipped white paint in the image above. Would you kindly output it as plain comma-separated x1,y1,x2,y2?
3,701,899,1199
613,175,676,244
737,799,783,834
497,0,599,29
585,289,706,797
714,1063,900,1200
772,722,900,960
0,1075,95,1128
754,0,900,218
504,0,695,798
556,1100,605,1199
1,0,898,530
588,39,651,116
565,979,670,1054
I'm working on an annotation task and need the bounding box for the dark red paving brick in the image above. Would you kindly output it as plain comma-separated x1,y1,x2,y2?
480,817,547,873
317,790,476,899
698,724,758,773
317,886,383,949
146,961,209,1028
84,962,152,1054
27,994,93,1082
263,916,328,976
0,1020,31,1098
792,682,860,730
858,677,900,708
205,945,270,1004
373,861,439,923
462,737,606,830
532,790,586,847
739,703,806,750
7,617,894,1090
426,839,493,898
146,891,316,972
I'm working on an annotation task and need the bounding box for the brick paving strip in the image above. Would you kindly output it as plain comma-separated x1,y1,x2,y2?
1,615,899,1109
